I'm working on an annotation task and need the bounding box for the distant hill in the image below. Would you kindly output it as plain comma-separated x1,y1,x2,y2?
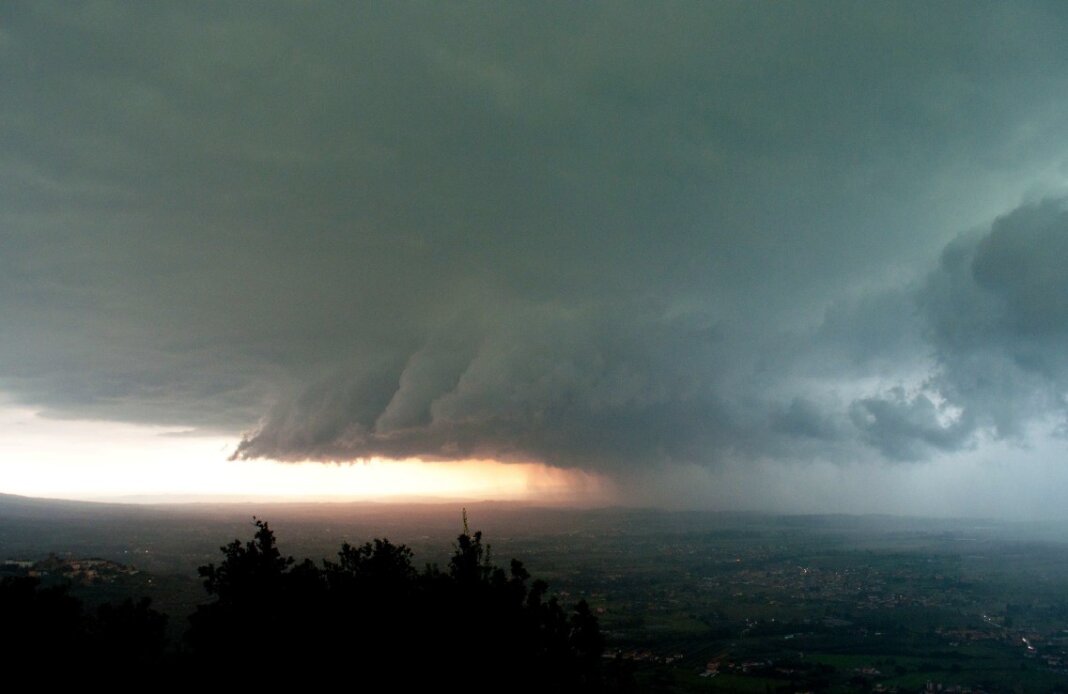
0,492,164,520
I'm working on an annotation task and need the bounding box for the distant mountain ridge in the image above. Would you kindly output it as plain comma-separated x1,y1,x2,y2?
0,492,161,520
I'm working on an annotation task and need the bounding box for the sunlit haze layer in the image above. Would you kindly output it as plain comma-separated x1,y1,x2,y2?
0,404,609,504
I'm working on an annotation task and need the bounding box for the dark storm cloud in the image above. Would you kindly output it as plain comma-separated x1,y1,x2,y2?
919,200,1068,436
5,2,1068,469
232,304,737,469
805,197,1068,461
771,398,841,442
849,389,974,462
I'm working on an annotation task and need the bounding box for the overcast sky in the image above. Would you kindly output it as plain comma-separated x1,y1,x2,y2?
5,2,1068,514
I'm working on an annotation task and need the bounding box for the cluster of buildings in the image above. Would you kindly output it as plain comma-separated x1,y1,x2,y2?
1,555,138,584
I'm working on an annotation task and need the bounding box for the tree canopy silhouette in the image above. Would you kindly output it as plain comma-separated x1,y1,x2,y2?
0,575,167,673
186,513,607,691
1,512,612,689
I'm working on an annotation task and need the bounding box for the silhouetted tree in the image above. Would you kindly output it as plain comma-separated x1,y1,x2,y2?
0,575,167,674
0,575,87,664
93,596,168,666
186,512,608,691
197,517,292,601
324,537,417,591
186,517,324,665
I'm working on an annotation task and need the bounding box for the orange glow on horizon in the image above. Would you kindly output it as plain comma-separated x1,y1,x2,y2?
0,404,612,504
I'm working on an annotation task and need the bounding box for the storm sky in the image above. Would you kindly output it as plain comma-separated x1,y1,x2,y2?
5,2,1068,514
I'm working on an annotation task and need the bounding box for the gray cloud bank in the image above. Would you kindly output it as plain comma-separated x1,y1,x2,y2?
4,3,1068,475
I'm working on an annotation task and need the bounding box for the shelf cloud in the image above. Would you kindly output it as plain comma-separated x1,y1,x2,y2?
5,3,1068,483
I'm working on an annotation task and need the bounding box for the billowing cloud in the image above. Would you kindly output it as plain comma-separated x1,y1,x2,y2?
232,303,736,469
234,195,1068,466
849,388,974,461
4,3,1068,479
919,199,1068,437
771,398,842,443
794,197,1068,462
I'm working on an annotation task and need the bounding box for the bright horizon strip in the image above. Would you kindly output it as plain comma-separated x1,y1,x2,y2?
0,404,610,504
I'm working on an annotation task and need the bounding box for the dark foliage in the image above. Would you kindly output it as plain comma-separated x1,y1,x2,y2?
0,575,167,673
187,514,607,691
3,513,607,689
0,575,87,662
